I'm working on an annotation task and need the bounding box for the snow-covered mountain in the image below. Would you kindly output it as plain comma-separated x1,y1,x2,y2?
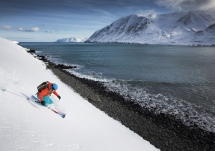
176,11,214,29
0,37,159,151
86,11,215,46
191,23,215,46
56,37,88,43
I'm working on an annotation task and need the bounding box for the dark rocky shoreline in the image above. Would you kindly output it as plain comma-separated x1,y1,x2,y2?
34,54,215,151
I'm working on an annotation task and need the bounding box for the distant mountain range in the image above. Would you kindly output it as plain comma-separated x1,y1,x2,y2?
56,37,88,43
86,10,215,46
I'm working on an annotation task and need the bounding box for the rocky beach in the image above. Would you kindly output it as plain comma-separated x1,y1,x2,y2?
31,52,215,151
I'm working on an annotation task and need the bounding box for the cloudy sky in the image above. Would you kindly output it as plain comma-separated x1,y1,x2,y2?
0,0,215,42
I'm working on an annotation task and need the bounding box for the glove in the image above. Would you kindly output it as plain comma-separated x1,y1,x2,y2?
57,96,61,100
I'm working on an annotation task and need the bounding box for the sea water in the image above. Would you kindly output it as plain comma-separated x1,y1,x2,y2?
20,42,215,132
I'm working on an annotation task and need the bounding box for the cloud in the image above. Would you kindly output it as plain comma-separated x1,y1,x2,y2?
156,0,215,11
27,27,40,32
1,26,40,32
17,27,40,32
0,25,12,31
44,30,51,33
136,9,157,16
17,27,52,33
17,27,24,31
93,8,111,16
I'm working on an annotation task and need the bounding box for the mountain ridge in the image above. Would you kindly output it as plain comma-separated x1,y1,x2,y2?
56,37,88,43
86,11,215,46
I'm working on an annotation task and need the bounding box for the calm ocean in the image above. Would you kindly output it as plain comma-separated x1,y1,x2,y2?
20,42,215,132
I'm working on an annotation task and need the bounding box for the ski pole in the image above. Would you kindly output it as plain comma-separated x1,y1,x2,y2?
1,89,29,100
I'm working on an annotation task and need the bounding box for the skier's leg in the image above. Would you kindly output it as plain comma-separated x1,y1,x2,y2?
43,96,53,106
36,94,45,106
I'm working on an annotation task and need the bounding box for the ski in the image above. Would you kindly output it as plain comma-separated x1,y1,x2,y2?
47,106,66,118
31,95,66,118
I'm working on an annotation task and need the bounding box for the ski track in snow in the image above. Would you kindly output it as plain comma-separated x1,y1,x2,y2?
0,92,84,151
0,38,159,151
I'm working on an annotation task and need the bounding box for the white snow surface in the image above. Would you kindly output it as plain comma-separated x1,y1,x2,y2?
56,37,88,43
0,37,159,151
86,11,215,46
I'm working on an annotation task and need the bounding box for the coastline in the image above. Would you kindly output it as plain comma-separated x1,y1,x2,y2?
34,53,215,150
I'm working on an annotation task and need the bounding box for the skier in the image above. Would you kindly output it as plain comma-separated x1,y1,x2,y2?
37,82,61,106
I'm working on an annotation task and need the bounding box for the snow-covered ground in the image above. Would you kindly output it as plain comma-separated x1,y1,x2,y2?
0,37,159,151
56,37,88,43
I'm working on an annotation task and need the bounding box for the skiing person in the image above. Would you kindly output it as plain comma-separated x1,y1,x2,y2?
37,82,61,106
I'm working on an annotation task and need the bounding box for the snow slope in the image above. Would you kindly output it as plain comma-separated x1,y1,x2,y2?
56,37,88,43
86,11,215,46
0,37,159,151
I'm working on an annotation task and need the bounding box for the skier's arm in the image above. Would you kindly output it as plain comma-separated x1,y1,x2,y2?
53,90,59,97
53,90,61,100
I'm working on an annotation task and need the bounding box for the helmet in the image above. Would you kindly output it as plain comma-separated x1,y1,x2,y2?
52,83,58,90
